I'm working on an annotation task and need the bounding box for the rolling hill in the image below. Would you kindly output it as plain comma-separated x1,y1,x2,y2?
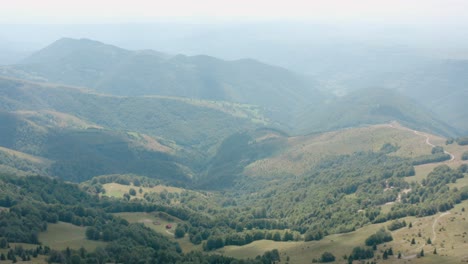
294,88,457,137
0,77,267,153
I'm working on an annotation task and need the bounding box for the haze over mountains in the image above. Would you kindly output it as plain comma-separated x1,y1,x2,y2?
0,22,468,264
0,36,464,189
1,37,463,136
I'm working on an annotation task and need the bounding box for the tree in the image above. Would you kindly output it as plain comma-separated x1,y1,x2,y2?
320,252,336,263
383,250,388,259
85,227,100,240
398,252,402,259
129,188,137,196
71,255,81,264
427,237,432,244
283,231,294,241
419,249,424,257
411,238,416,245
462,151,468,161
273,232,281,241
388,247,393,255
433,248,437,254
0,237,8,248
174,225,185,238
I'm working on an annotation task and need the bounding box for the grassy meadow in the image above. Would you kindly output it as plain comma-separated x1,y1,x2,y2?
102,182,184,200
38,222,106,251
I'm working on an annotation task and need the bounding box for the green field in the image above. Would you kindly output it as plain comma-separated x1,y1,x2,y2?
38,222,106,251
103,182,185,200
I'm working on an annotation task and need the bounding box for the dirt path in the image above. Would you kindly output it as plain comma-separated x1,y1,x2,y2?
413,130,455,161
402,211,451,259
432,211,451,243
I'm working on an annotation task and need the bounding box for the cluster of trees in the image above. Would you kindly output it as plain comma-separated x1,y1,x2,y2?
0,245,50,263
387,219,407,231
412,152,451,165
348,246,374,262
365,228,393,246
382,248,394,259
446,137,468,145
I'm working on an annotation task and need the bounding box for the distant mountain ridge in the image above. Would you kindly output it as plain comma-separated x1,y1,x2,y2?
1,38,461,137
294,88,457,137
5,38,322,123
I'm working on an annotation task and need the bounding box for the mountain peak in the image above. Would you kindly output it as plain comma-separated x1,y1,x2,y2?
21,37,129,64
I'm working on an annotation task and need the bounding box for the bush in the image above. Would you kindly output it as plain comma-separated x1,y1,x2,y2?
387,219,406,231
320,252,336,263
431,146,444,154
462,151,468,161
174,225,185,238
350,246,374,260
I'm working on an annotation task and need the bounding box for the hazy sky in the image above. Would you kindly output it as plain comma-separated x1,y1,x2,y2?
2,0,468,24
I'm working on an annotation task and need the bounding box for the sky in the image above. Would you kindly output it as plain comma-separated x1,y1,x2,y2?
1,0,468,24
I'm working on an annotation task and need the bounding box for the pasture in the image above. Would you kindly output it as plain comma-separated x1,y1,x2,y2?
38,222,106,251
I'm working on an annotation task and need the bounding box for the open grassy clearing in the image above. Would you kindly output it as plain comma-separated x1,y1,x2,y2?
114,212,201,253
245,123,433,177
144,95,270,125
0,146,50,165
15,109,102,130
102,182,185,200
38,222,106,251
126,132,175,154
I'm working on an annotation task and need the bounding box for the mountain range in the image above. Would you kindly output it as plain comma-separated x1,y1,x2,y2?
0,37,467,264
